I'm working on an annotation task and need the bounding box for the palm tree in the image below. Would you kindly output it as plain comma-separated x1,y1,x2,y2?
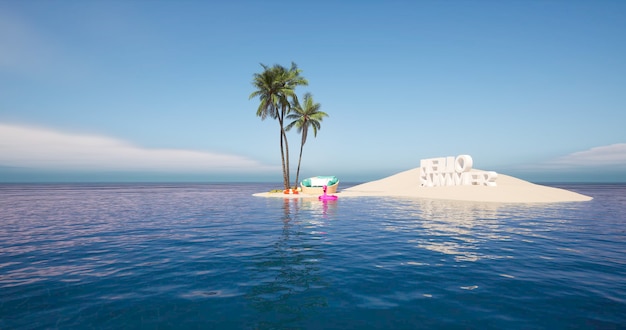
286,92,328,189
249,63,308,189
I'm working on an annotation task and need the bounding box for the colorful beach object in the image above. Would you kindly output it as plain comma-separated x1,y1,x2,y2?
301,176,339,194
318,185,338,201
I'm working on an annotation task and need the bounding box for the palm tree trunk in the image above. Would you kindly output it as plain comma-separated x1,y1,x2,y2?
294,135,305,189
281,105,290,189
278,127,289,189
282,128,290,188
277,107,290,190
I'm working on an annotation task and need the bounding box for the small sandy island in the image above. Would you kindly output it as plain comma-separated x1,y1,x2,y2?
253,167,593,203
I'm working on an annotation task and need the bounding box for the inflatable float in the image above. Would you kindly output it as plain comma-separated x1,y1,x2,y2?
318,185,338,201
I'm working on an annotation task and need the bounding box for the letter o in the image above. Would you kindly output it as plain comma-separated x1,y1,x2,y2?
455,155,473,173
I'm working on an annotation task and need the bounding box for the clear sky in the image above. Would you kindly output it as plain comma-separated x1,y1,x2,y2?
1,0,625,183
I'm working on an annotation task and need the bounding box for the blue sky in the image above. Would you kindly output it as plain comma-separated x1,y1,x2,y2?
1,0,625,183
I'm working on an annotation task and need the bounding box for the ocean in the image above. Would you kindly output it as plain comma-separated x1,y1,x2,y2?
1,183,625,329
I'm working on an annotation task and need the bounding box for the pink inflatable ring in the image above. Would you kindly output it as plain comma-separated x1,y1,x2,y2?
318,185,338,201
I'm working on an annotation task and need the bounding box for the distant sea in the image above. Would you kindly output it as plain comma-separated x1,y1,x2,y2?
1,183,625,329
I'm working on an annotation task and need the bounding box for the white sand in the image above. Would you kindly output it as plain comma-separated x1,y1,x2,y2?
253,167,593,203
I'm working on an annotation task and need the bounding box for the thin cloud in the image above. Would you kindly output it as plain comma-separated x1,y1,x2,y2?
0,10,53,76
549,143,626,167
0,9,89,82
0,123,276,172
503,143,626,174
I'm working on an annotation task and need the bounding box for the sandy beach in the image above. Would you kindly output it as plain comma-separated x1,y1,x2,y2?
253,167,593,203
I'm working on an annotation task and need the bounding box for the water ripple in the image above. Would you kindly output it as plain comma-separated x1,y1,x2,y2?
1,183,625,329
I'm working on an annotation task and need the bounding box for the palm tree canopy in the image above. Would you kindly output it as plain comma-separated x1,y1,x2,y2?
249,62,308,120
286,92,327,143
249,62,309,190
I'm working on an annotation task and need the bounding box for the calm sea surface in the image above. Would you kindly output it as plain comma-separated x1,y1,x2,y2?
1,183,625,329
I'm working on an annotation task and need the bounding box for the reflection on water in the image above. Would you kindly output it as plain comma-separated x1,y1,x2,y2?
375,197,590,262
2,184,623,329
245,198,329,328
301,198,338,220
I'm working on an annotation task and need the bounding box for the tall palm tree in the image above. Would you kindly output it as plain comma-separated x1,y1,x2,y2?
249,63,308,189
286,92,328,189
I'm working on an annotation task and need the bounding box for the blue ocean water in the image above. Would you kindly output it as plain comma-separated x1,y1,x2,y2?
0,183,625,329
